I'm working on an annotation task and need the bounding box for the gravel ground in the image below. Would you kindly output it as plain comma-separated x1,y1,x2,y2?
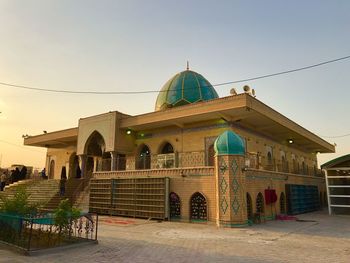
0,211,349,263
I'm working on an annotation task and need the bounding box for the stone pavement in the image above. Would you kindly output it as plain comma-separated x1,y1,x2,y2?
0,211,349,263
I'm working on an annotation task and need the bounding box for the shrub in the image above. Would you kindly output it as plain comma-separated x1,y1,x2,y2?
0,187,38,216
54,199,81,232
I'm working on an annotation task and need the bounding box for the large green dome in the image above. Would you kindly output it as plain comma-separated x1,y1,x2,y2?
155,70,219,111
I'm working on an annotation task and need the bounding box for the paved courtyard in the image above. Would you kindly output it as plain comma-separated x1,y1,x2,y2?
1,211,349,263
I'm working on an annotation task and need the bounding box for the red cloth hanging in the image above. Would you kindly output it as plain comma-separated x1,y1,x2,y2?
265,189,277,205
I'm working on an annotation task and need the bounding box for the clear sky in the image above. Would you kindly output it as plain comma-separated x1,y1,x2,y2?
0,0,349,169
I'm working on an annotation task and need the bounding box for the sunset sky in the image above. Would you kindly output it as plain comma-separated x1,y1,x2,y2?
0,0,349,169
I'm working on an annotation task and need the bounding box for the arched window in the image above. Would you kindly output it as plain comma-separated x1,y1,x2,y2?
161,142,174,154
280,192,286,214
246,193,253,220
190,192,207,221
169,192,181,219
49,160,55,179
256,192,264,214
207,144,215,166
137,145,151,169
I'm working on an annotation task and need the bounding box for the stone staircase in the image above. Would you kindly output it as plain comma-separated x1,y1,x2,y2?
0,179,60,208
0,178,91,212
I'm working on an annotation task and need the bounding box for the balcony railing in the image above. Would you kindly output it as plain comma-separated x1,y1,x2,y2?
156,153,176,169
93,166,214,179
245,153,319,176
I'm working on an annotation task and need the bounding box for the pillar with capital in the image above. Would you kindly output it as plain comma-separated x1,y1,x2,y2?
110,151,118,171
78,154,87,178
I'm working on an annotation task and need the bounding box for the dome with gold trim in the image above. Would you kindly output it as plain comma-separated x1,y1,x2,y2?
155,69,219,111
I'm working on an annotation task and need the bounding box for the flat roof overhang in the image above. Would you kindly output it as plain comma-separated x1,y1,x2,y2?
120,94,335,154
23,127,78,148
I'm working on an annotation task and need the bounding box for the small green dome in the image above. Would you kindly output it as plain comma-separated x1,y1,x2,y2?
155,70,219,111
214,130,245,155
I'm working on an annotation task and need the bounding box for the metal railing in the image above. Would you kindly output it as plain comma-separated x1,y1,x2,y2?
0,212,98,252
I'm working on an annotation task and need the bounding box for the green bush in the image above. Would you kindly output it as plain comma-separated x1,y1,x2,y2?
54,199,81,232
0,187,39,216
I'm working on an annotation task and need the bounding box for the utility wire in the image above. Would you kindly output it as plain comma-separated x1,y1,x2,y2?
319,133,350,139
0,55,349,95
0,139,46,154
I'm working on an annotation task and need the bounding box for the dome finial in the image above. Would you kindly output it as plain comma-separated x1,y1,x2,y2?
186,61,189,70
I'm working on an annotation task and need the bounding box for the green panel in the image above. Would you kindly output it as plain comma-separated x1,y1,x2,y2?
183,72,201,103
197,77,218,100
167,74,184,105
173,99,189,107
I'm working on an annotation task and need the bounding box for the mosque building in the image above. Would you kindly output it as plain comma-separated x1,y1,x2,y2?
24,67,335,226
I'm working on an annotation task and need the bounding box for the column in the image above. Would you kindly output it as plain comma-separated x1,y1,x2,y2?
79,154,87,178
110,151,117,171
216,154,247,227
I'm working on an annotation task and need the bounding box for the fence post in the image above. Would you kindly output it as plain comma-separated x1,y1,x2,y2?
95,214,98,241
27,219,34,251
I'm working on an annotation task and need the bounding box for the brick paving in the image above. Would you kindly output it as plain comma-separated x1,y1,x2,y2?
0,211,349,263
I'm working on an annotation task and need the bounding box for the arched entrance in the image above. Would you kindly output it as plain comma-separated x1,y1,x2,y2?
69,153,80,178
246,193,253,221
320,192,323,208
49,160,55,179
190,192,207,221
137,144,151,169
84,131,106,176
280,192,286,214
256,192,264,214
169,192,181,219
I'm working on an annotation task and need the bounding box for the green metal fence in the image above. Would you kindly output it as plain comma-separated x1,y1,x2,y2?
0,212,98,252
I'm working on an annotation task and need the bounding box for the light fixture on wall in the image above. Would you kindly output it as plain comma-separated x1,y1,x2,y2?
126,129,132,135
288,139,294,144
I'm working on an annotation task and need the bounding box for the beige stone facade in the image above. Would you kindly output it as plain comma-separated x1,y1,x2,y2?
24,91,334,226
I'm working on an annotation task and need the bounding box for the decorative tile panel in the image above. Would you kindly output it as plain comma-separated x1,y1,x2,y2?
220,197,228,214
232,178,239,193
219,158,227,175
220,177,228,194
232,197,240,214
231,159,238,175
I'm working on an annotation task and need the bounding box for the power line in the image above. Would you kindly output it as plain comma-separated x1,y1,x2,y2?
0,139,46,154
0,55,349,95
319,133,350,139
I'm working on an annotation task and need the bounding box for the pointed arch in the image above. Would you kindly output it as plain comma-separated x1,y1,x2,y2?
256,192,264,214
190,192,207,221
136,144,151,169
169,192,181,219
84,130,106,156
159,141,174,154
246,193,253,220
